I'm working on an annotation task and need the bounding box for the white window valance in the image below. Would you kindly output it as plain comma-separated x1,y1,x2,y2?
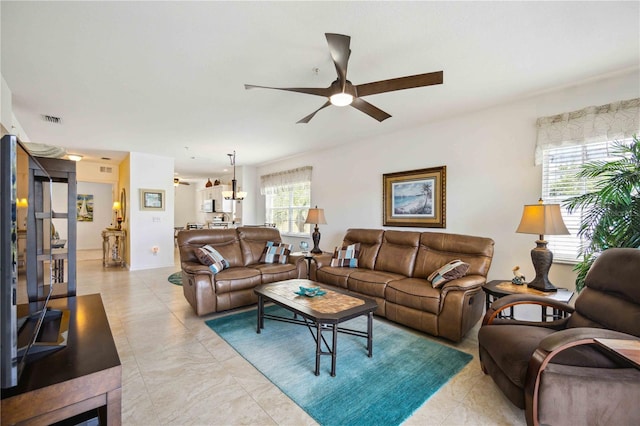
260,166,312,195
535,97,640,165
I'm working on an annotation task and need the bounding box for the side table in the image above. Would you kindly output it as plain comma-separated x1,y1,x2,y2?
290,252,324,279
483,280,574,321
102,229,126,268
594,338,640,369
1,294,121,425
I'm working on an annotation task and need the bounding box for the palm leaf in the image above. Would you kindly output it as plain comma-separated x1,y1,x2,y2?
563,135,640,291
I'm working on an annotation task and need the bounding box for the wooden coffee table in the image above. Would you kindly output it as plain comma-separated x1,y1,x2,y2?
254,279,377,377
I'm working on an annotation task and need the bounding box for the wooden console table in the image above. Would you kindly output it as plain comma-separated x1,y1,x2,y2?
102,229,126,268
1,294,122,425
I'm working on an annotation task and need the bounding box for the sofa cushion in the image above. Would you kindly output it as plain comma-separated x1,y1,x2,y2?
260,241,292,264
479,325,556,388
195,245,230,274
330,243,360,267
386,278,442,314
178,228,244,267
238,226,283,266
374,230,420,276
315,266,356,289
428,259,470,288
347,270,406,298
341,229,384,270
414,232,494,279
251,263,299,283
213,267,262,294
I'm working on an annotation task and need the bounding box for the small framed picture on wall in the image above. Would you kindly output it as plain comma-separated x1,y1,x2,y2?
139,189,165,211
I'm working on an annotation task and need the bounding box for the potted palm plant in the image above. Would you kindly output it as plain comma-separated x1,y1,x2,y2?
564,135,640,291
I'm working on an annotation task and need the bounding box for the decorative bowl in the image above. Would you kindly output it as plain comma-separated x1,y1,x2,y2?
295,286,326,297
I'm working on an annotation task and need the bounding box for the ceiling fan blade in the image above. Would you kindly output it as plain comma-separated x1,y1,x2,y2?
355,71,443,97
350,98,392,122
325,33,351,84
244,84,331,97
174,178,190,186
297,101,332,124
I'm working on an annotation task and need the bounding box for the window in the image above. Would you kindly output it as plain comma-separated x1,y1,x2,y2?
537,98,639,263
261,167,312,235
542,139,629,263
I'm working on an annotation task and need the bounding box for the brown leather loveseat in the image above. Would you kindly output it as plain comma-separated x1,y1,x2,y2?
313,229,495,342
177,227,305,315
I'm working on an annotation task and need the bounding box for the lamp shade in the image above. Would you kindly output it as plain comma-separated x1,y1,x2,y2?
516,202,569,237
304,207,327,225
112,201,121,211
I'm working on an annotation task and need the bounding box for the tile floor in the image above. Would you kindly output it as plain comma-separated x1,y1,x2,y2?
20,251,526,425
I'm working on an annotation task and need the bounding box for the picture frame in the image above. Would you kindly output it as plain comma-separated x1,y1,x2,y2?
77,194,94,222
383,166,446,228
139,188,165,211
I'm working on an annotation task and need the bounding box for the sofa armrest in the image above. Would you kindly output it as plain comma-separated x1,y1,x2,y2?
441,274,485,292
181,261,212,275
524,328,640,425
312,253,334,269
288,252,308,278
538,328,639,353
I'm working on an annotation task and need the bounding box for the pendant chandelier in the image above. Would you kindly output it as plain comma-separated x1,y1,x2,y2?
222,150,247,201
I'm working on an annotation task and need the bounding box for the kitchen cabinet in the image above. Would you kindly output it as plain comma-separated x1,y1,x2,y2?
199,184,232,213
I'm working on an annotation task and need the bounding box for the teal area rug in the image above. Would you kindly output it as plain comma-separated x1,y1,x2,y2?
206,305,472,426
167,271,182,286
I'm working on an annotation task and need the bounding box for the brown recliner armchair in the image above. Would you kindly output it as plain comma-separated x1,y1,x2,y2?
478,248,640,426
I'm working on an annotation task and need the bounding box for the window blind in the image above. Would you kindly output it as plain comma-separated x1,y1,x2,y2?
542,140,623,262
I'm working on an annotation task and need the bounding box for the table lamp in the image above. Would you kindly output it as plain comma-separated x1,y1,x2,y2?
516,199,569,291
304,206,327,254
112,201,122,230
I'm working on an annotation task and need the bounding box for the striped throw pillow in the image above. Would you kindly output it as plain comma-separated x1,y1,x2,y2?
428,259,470,288
260,241,292,264
331,243,360,268
195,245,230,274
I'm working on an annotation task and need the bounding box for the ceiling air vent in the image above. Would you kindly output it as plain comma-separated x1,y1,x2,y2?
99,166,113,174
41,115,62,124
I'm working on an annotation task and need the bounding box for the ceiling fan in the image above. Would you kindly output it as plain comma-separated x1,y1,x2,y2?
245,33,443,123
174,178,190,186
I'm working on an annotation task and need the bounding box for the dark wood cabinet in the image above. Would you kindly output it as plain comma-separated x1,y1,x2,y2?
1,294,122,425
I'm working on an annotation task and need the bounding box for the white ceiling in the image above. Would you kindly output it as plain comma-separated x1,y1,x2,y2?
2,1,639,180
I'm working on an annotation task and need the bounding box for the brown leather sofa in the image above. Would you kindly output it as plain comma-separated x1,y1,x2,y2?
177,227,305,315
478,247,640,426
313,229,495,342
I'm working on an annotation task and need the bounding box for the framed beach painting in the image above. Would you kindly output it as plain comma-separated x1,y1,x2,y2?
139,188,165,211
77,194,94,222
383,166,446,228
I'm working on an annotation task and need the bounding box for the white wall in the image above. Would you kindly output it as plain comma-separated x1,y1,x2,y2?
256,70,640,291
238,165,257,225
75,182,113,249
1,76,12,133
128,152,175,270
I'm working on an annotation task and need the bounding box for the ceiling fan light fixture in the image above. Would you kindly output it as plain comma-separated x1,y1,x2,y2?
329,93,354,107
